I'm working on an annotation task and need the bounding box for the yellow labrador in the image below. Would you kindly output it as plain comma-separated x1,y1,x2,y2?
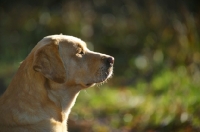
0,35,114,132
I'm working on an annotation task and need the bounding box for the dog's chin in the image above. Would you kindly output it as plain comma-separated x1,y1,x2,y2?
82,78,107,89
81,68,113,89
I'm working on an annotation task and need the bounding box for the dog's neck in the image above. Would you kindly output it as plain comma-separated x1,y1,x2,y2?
31,65,81,121
46,81,80,120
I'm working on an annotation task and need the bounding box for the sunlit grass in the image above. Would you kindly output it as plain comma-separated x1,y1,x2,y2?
70,67,200,131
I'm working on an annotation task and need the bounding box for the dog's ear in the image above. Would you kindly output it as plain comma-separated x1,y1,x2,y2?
33,42,66,83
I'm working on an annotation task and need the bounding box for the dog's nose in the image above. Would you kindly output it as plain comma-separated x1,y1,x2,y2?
107,56,114,65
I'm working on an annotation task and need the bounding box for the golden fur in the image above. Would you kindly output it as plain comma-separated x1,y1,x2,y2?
0,35,114,132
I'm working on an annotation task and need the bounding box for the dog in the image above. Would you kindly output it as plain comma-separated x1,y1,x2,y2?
0,34,114,132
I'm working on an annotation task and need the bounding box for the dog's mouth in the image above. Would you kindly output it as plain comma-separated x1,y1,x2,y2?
80,56,114,89
80,83,95,88
82,66,113,88
86,83,95,86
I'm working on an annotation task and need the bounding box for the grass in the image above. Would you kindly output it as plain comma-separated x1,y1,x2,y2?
69,66,200,132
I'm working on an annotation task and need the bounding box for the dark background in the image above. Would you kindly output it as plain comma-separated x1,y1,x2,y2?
0,0,200,131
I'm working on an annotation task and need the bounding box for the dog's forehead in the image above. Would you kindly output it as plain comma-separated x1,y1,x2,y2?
45,35,86,47
34,35,87,53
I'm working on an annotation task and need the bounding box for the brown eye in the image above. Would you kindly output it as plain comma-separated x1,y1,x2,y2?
78,48,85,55
79,50,84,55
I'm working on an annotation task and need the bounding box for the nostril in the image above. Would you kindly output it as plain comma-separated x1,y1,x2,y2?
107,57,114,65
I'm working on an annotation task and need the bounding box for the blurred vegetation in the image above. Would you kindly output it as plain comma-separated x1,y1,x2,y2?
0,0,200,131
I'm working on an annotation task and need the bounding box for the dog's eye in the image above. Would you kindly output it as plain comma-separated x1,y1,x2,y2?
79,50,84,55
76,47,85,57
79,51,84,55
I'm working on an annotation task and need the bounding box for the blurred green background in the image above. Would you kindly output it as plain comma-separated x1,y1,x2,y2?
1,0,200,131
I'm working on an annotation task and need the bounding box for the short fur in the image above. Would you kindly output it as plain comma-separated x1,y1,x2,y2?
0,35,114,132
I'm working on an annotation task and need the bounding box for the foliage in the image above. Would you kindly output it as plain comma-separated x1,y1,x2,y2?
0,0,200,131
69,67,200,131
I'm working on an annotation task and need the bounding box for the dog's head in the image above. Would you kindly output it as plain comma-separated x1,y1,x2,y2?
33,35,114,88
